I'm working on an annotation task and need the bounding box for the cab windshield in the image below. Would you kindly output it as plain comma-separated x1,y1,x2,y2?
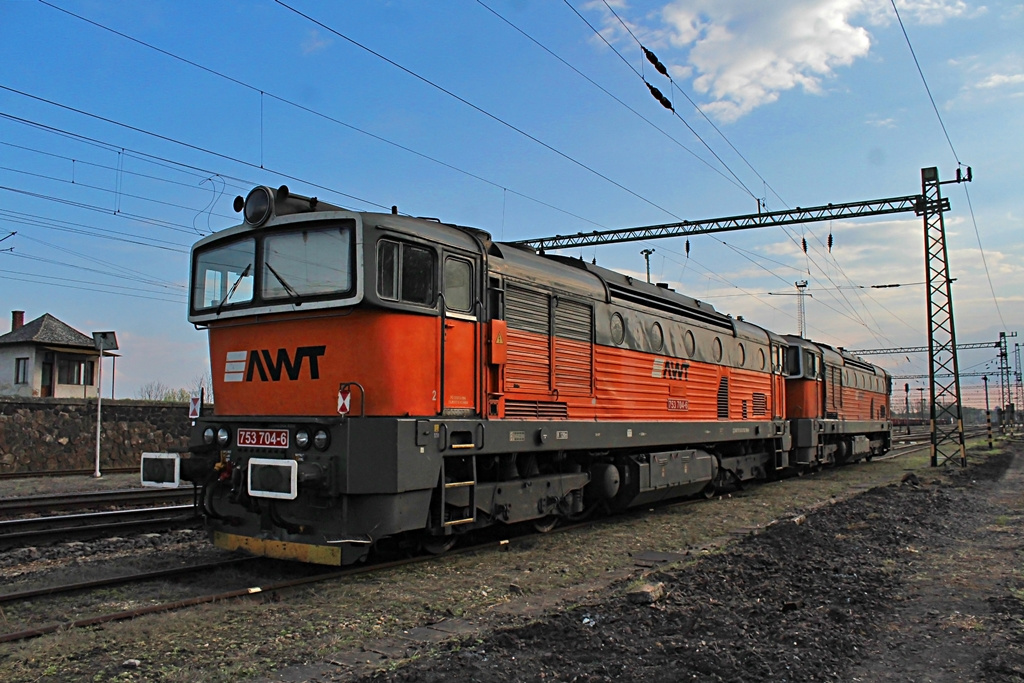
262,227,353,299
191,222,355,314
193,238,255,310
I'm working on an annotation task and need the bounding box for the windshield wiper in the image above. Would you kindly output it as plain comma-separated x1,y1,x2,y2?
265,262,302,303
216,263,251,316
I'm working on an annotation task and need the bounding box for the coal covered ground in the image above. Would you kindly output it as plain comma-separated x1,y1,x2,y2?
357,445,1024,683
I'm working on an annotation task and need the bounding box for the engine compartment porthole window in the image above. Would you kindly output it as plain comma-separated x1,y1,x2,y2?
683,329,695,357
758,347,766,371
610,312,625,346
651,322,664,352
712,337,723,362
737,343,745,367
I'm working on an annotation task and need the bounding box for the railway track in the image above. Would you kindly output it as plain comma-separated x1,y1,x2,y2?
0,467,138,480
0,505,198,549
0,556,256,607
0,487,195,516
0,436,1002,646
0,523,524,645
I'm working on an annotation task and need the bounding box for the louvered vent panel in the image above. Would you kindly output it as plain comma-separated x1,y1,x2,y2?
504,400,568,419
554,300,592,393
717,377,729,419
505,285,550,393
752,392,767,416
553,300,591,340
506,286,549,334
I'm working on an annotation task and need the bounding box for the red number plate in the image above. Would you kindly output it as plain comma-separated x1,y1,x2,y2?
237,428,289,449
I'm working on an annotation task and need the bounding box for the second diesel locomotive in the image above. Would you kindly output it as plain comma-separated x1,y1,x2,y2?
142,185,892,565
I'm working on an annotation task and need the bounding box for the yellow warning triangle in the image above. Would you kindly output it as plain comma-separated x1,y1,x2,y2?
496,334,504,344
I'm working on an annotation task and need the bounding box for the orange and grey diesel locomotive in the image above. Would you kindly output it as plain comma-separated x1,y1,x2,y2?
141,185,892,565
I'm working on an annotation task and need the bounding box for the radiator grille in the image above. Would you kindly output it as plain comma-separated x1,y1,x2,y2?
717,377,729,419
553,299,592,392
504,400,568,419
506,285,550,392
752,392,767,416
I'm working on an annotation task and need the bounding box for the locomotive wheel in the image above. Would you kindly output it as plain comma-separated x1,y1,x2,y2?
421,535,456,555
702,482,717,499
533,515,558,533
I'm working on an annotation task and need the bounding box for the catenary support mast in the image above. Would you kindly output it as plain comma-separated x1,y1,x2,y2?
919,167,966,467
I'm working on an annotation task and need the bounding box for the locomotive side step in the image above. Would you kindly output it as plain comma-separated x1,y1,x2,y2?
441,454,477,527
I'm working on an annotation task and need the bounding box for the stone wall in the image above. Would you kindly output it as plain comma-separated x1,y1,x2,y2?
0,397,207,473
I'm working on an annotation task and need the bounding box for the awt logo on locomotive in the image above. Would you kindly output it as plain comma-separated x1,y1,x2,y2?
223,346,326,382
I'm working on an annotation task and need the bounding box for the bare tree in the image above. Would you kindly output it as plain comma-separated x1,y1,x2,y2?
136,380,171,401
136,381,195,402
191,371,214,403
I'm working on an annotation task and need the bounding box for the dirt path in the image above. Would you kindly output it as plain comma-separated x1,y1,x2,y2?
848,443,1024,682
338,443,1024,682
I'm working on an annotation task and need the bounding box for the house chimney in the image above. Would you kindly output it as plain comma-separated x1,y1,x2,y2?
12,311,24,331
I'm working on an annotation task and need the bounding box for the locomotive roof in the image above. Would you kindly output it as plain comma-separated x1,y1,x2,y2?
365,213,485,252
783,335,889,376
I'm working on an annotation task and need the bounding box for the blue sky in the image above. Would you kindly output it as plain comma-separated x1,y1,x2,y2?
0,0,1021,408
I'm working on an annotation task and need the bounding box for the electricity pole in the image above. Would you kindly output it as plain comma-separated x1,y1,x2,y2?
641,249,655,283
796,280,808,338
983,375,993,449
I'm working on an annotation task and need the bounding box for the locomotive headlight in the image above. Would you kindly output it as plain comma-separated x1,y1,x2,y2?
217,428,231,447
313,429,330,451
295,430,311,450
242,186,273,226
203,427,216,445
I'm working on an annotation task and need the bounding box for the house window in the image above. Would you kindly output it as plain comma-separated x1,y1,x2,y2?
57,358,95,385
15,358,28,384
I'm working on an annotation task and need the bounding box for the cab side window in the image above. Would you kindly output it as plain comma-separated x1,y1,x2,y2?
378,239,435,306
443,257,474,313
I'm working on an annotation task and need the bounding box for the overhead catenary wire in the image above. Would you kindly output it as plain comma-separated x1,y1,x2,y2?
565,1,902,349
0,209,190,252
474,2,894,332
35,0,614,232
0,85,392,213
270,0,685,221
6,7,983,360
0,139,251,200
888,0,1007,331
473,0,750,198
12,234,185,290
0,86,722,326
0,163,239,224
563,0,757,200
0,268,186,303
34,0,909,346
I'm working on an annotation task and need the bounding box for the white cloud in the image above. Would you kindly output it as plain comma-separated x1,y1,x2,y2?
889,0,977,25
866,116,898,127
590,1,975,121
976,72,1024,88
301,29,332,55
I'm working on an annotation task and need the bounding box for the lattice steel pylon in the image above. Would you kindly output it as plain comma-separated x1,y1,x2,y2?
919,167,966,467
998,332,1017,427
1015,343,1023,425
